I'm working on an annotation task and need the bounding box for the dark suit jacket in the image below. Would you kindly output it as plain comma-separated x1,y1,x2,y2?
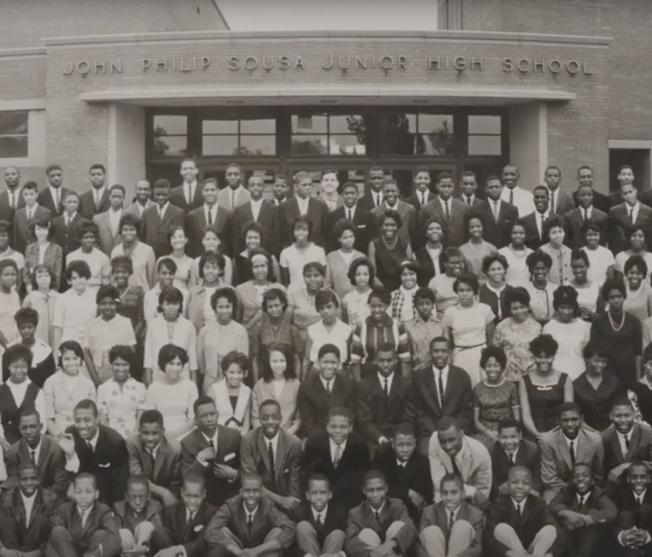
279,197,329,248
414,245,440,286
240,427,302,498
180,426,241,507
0,188,25,211
356,372,412,445
297,373,357,438
613,488,652,535
601,423,652,476
185,205,232,257
67,424,129,505
325,205,377,254
608,201,652,254
78,188,110,220
170,183,204,213
418,197,469,248
563,206,608,248
478,283,514,324
12,205,51,253
405,365,474,439
485,494,561,557
549,485,617,525
0,487,53,552
5,434,71,498
231,200,281,257
359,190,384,212
548,189,575,216
372,201,418,248
573,188,613,215
301,432,370,510
50,501,119,549
476,199,519,249
140,203,186,259
522,211,559,250
51,213,88,258
418,501,483,557
297,502,348,543
37,187,72,216
490,439,541,497
153,501,216,557
373,448,433,522
405,190,436,212
345,497,417,557
92,210,122,256
204,495,295,550
126,434,182,495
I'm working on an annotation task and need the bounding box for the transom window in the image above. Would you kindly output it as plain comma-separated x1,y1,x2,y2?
0,111,28,158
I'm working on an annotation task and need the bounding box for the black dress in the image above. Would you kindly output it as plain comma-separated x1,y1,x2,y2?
373,238,409,292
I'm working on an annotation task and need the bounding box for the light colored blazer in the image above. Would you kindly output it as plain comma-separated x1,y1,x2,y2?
124,199,154,220
252,378,301,434
208,379,252,435
217,186,251,211
235,281,285,332
92,210,122,255
23,242,63,290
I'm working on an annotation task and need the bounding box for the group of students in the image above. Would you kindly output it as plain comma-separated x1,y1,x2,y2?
0,158,651,556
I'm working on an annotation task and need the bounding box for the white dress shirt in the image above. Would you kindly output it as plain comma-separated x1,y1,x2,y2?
264,431,280,462
204,203,218,225
48,186,62,211
185,181,197,205
535,210,550,238
21,491,37,524
377,372,394,394
432,365,450,402
250,199,263,222
618,430,632,457
93,186,106,208
108,208,122,236
297,196,310,216
329,438,347,463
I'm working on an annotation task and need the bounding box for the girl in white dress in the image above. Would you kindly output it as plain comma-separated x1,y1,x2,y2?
341,258,373,329
499,221,533,287
207,351,252,434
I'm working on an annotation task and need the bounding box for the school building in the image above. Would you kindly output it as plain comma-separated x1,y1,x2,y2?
0,0,650,197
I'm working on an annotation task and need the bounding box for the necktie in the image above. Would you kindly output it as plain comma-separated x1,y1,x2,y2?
448,511,455,531
186,185,192,205
375,192,380,208
569,441,576,467
437,370,445,407
578,494,585,509
625,434,630,449
267,441,275,479
207,207,213,225
65,215,70,227
582,208,588,222
628,206,634,224
27,208,32,221
510,452,516,465
550,191,556,214
637,495,643,506
420,192,426,207
466,196,472,207
94,190,100,208
187,510,195,525
325,379,331,393
316,513,323,526
157,205,163,219
539,214,544,239
54,189,59,212
444,200,450,221
9,191,14,208
509,189,514,205
517,502,523,515
333,444,342,468
144,449,155,476
383,378,389,396
86,441,93,453
450,456,461,478
374,510,381,521
493,201,500,222
30,450,37,465
347,208,352,221
247,513,253,532
208,438,216,451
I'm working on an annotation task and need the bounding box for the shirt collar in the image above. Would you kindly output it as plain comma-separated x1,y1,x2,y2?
635,489,647,501
244,504,259,518
432,364,449,376
21,491,37,505
370,502,385,516
377,371,394,386
511,497,525,510
87,428,100,450
577,490,592,503
146,440,162,459
562,433,578,448
201,429,218,447
263,431,280,451
312,505,328,520
329,437,347,453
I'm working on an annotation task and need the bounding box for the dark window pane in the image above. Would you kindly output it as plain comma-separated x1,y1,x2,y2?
468,135,502,156
239,135,276,156
329,134,366,156
291,114,327,133
240,118,276,134
153,115,187,135
468,115,501,134
151,135,187,157
202,135,238,156
291,135,328,155
379,113,417,154
0,136,27,157
0,111,27,135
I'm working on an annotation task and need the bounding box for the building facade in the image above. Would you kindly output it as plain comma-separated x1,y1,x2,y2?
0,0,650,197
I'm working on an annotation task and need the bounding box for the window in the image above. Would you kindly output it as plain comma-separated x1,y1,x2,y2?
468,115,502,156
151,115,188,157
0,111,28,158
379,112,454,156
202,117,276,156
291,113,366,156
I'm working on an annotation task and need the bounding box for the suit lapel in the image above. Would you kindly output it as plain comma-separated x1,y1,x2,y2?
275,432,288,483
152,438,166,480
627,425,641,460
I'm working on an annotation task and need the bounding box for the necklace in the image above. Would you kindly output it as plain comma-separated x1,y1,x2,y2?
607,310,625,333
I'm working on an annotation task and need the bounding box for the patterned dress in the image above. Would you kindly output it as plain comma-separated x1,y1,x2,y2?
493,316,542,382
473,380,520,448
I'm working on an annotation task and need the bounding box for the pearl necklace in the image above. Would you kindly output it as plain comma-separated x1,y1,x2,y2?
607,310,625,333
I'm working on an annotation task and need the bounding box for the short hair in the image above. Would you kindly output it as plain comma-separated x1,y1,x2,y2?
259,398,282,415
341,181,359,193
156,256,177,275
14,306,39,326
303,261,326,277
429,335,451,351
552,285,579,312
292,215,313,237
89,163,106,174
619,165,634,174
111,255,133,275
422,217,443,235
74,472,97,489
526,249,553,272
542,215,565,239
58,340,84,366
440,473,464,490
362,469,387,486
480,345,507,369
109,184,125,196
545,165,561,176
461,170,476,180
453,272,480,295
96,284,119,305
152,178,171,190
242,222,263,243
193,395,216,416
392,423,417,439
482,253,509,274
413,286,435,303
46,164,62,175
139,409,164,428
368,287,391,306
0,219,11,235
22,180,38,192
559,401,582,416
210,287,237,316
624,254,648,276
182,471,206,491
118,213,141,234
202,177,218,189
62,190,79,202
486,174,501,184
533,184,549,196
582,340,609,360
262,288,288,313
333,219,357,241
577,165,593,176
601,278,626,301
570,249,590,266
126,475,150,494
436,417,461,433
199,252,225,279
439,247,464,271
327,406,352,424
64,259,92,280
108,345,137,369
3,343,33,368
318,343,340,360
498,418,522,434
74,399,99,417
529,334,559,357
158,286,184,309
315,289,339,311
158,343,189,370
582,222,602,237
369,165,384,175
221,350,249,375
293,170,312,185
19,406,41,422
436,171,454,183
307,473,331,490
347,257,376,286
166,224,186,243
262,344,296,381
610,397,634,411
380,209,402,230
398,260,419,276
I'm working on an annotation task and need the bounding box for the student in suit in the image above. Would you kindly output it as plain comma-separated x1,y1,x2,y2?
170,158,203,212
373,424,433,523
279,170,329,248
297,344,357,438
544,166,575,216
92,184,125,256
418,473,484,557
356,344,413,450
217,162,251,211
406,337,474,453
204,472,296,557
240,399,302,515
37,164,71,216
612,461,652,557
540,402,604,502
0,464,54,556
404,167,435,212
152,472,217,557
457,170,484,209
126,409,182,506
231,174,281,257
574,165,612,215
490,419,541,498
78,163,110,219
58,399,129,505
124,179,153,220
180,396,241,508
0,165,24,211
372,178,418,248
52,190,88,259
564,183,608,248
549,463,617,557
608,176,652,254
485,466,561,557
47,472,121,557
345,470,417,557
359,166,386,212
418,171,469,248
601,398,652,487
522,185,553,250
13,181,52,254
477,175,519,249
185,177,232,258
5,408,71,499
326,180,377,254
140,178,185,259
296,474,348,557
302,406,371,510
